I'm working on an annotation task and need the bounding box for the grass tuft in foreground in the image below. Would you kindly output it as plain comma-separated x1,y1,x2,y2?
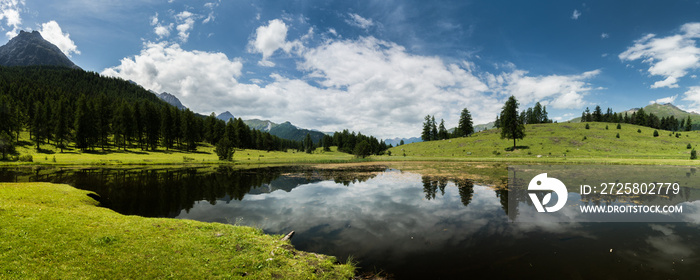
0,183,354,279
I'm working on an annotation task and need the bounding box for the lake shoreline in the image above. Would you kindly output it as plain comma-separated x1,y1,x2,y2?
0,182,355,279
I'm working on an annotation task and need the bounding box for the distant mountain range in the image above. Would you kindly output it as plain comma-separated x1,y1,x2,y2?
0,30,79,69
243,119,326,143
384,137,422,146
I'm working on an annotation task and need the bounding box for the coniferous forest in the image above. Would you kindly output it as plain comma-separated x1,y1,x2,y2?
0,66,389,160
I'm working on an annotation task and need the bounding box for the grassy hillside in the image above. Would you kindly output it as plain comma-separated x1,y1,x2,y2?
387,122,700,162
0,182,354,279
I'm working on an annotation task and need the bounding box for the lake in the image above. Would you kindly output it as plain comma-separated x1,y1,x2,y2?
2,165,699,279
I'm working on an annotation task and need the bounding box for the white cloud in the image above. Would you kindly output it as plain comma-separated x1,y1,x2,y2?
682,86,700,113
203,1,220,24
346,13,374,30
620,23,700,89
106,19,604,139
650,95,677,104
571,9,581,20
102,42,243,113
0,0,24,39
485,69,600,109
150,13,172,39
38,21,80,56
248,19,302,67
601,33,609,39
175,11,196,42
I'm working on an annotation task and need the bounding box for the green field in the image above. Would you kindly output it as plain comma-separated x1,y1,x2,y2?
0,182,354,279
381,122,700,165
6,121,700,167
4,130,356,166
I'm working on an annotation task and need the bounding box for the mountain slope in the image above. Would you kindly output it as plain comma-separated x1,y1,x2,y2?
216,111,235,122
269,121,325,143
0,30,78,68
156,92,186,110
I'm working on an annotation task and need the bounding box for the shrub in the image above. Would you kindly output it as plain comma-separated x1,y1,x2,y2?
616,123,621,129
605,125,609,130
387,151,392,156
582,136,587,140
616,133,620,138
637,129,642,133
692,149,697,160
653,130,659,137
585,124,590,129
214,138,235,161
18,154,33,162
688,143,692,149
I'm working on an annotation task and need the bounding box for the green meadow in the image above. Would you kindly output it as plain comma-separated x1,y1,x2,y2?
0,182,354,279
382,122,700,165
5,122,700,166
5,130,356,166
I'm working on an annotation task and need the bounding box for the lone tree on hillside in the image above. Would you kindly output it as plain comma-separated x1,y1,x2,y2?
458,108,474,137
500,96,526,150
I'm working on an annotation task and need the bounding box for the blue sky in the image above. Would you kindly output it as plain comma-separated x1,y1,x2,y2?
3,0,700,139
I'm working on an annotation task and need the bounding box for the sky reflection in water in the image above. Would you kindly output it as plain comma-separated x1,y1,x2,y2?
177,169,700,279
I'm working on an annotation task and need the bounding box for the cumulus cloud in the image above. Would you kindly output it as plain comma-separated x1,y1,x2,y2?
650,95,677,104
571,9,581,20
0,0,24,39
601,33,609,39
106,19,603,139
175,11,196,42
102,42,243,113
151,13,173,39
682,86,700,113
620,23,700,89
486,69,600,109
248,19,302,67
39,21,80,56
346,13,374,30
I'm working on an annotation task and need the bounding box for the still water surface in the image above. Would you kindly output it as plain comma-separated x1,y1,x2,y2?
1,166,699,279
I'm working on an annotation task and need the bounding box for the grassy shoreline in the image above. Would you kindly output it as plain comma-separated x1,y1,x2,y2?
0,183,354,279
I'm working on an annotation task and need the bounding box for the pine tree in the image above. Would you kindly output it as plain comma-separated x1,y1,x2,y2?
161,106,173,150
686,116,692,131
181,109,198,151
31,101,45,150
95,95,111,150
431,115,438,141
438,119,448,140
500,96,525,150
304,133,313,153
421,115,432,141
74,95,95,151
458,108,474,137
53,98,69,152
